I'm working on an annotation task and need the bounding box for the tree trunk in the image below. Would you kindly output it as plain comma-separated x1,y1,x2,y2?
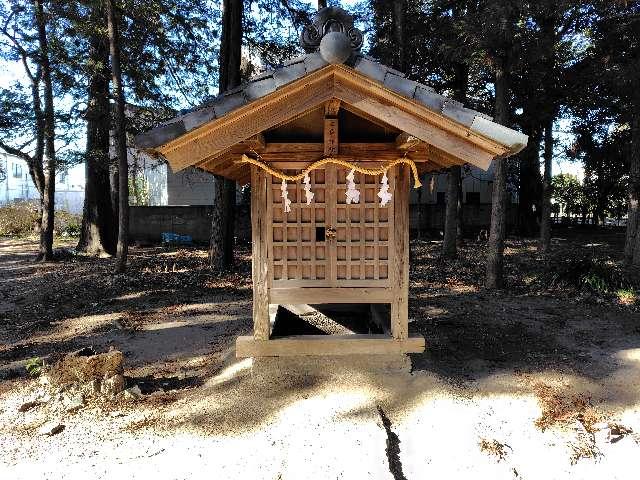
107,0,129,273
443,166,460,258
34,0,55,261
486,65,510,289
391,0,406,73
209,0,242,270
517,125,543,236
77,26,116,256
444,61,469,253
209,176,226,269
539,118,554,254
624,86,640,265
317,0,327,9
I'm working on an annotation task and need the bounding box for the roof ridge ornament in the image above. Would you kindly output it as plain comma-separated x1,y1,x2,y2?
300,6,363,64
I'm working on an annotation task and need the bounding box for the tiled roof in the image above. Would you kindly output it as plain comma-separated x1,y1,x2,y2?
134,52,527,156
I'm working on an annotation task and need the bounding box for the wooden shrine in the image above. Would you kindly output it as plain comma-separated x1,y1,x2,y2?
135,7,528,358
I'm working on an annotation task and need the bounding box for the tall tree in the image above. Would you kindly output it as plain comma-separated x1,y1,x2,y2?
209,0,243,270
33,0,55,261
74,4,117,255
107,0,129,272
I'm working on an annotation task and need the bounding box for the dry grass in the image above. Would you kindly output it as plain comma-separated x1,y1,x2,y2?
533,382,604,432
478,438,510,461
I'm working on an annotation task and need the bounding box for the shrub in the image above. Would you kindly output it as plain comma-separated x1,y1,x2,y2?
545,253,634,296
54,209,82,237
0,201,82,237
0,202,39,236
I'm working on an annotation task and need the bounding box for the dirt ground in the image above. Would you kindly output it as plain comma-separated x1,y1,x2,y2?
1,231,639,479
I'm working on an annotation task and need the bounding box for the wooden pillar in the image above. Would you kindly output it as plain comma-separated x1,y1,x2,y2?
251,166,270,340
391,165,409,340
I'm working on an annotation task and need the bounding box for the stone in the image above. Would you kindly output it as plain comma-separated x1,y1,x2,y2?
65,396,85,414
319,31,352,64
101,374,126,397
123,385,142,400
82,379,102,396
38,422,65,436
44,348,124,387
18,400,42,413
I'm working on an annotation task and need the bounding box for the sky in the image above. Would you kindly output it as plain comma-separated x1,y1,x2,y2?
0,0,584,183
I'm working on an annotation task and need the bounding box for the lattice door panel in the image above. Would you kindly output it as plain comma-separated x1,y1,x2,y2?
268,165,394,289
269,167,331,287
334,168,394,287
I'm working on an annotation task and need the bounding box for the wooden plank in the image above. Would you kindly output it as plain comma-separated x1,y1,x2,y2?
251,166,270,340
324,118,339,156
269,287,393,304
236,334,425,357
390,165,409,340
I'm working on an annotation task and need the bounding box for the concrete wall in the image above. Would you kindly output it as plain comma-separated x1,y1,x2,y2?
129,204,251,245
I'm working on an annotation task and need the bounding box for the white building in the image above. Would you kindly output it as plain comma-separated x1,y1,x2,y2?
0,151,85,213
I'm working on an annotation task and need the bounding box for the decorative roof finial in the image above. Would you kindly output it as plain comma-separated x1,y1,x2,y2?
300,7,363,64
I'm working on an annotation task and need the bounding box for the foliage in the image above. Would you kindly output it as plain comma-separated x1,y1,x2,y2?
544,253,634,296
24,357,42,377
54,209,81,237
551,173,583,217
0,202,39,236
0,202,80,237
129,175,150,206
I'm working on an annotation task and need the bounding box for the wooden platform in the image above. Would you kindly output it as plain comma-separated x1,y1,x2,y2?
236,334,425,358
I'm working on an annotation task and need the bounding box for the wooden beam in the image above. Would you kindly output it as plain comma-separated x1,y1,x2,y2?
324,98,341,117
395,132,421,150
269,287,393,304
390,165,409,340
242,133,266,151
160,67,336,170
236,334,425,357
334,79,496,169
251,166,270,340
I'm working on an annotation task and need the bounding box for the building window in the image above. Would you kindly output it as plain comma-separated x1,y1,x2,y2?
436,192,445,205
466,192,481,205
12,163,22,178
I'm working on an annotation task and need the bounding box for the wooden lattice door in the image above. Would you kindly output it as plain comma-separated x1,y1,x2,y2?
267,165,394,290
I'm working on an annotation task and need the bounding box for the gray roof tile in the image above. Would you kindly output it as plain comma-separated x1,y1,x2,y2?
353,55,388,82
384,73,418,99
134,52,526,155
213,91,247,117
134,120,186,149
273,61,307,88
303,51,328,73
182,106,217,131
413,85,446,112
441,99,476,126
245,76,277,101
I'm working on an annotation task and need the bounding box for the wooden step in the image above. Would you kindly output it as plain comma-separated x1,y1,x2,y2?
236,334,425,358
